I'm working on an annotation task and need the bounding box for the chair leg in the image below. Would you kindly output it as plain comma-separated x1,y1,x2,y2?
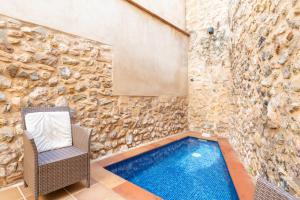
86,160,90,188
24,180,28,187
86,177,90,188
34,192,39,200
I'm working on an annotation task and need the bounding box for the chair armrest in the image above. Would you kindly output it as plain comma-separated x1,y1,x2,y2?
72,124,91,153
23,131,38,189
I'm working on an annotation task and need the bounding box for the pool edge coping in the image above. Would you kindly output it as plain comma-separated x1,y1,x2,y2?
93,132,255,200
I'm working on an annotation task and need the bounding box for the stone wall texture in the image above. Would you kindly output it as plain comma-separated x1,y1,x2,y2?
0,14,188,186
187,0,300,197
186,0,235,136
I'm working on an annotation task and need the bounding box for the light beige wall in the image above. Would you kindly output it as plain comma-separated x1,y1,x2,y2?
132,0,186,29
186,0,234,134
0,0,188,96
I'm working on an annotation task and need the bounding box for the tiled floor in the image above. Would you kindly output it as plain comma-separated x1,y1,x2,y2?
0,132,254,200
0,177,126,200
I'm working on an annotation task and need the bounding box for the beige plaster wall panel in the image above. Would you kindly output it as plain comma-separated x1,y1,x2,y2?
0,0,188,96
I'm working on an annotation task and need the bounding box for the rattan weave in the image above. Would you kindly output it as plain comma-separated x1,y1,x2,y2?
22,107,91,200
254,177,299,200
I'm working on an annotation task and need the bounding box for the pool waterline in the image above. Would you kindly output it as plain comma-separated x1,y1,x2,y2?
105,137,239,200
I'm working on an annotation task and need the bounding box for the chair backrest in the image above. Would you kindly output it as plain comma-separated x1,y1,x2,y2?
21,107,70,129
255,177,299,200
21,107,73,153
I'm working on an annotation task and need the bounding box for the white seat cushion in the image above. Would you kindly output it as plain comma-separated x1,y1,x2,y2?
25,111,72,153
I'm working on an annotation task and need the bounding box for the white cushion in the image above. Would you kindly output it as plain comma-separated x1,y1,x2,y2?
25,111,72,152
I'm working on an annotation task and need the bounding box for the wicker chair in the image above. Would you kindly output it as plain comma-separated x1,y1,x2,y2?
21,107,91,200
255,177,299,200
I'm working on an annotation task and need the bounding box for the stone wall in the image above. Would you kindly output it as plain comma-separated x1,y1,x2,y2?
229,0,300,196
0,14,188,186
186,0,235,136
187,0,300,197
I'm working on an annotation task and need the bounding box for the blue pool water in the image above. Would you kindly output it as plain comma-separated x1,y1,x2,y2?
106,137,239,200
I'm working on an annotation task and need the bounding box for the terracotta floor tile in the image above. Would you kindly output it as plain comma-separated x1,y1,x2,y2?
97,154,127,167
168,134,188,140
64,182,86,195
61,196,74,200
91,166,125,189
97,144,159,167
113,182,161,200
22,179,97,198
0,187,23,200
74,182,125,200
26,189,70,200
64,179,97,195
152,138,174,147
19,185,34,198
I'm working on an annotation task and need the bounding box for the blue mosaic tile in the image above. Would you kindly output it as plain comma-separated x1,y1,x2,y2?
106,137,239,200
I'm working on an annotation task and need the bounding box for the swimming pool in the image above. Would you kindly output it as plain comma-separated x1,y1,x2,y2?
106,137,239,200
